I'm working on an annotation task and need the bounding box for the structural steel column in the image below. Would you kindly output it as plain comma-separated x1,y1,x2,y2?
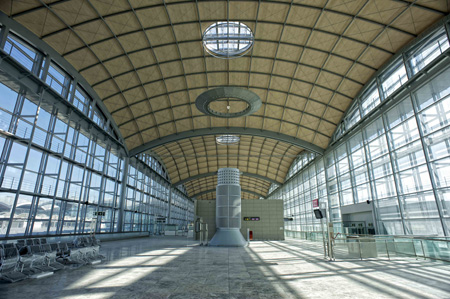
117,157,129,232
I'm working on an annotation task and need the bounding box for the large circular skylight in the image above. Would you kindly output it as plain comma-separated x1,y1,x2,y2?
203,22,254,59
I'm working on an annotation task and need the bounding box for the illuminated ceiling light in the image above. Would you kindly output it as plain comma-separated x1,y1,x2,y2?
203,21,254,59
216,135,240,145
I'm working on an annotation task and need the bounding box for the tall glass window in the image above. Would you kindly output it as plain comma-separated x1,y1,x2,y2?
274,63,450,236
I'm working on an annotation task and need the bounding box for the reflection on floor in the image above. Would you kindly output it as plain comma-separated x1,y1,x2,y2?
1,236,450,299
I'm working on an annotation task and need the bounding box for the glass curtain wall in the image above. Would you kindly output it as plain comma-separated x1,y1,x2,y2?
123,159,194,233
0,80,125,237
0,23,194,239
269,22,450,237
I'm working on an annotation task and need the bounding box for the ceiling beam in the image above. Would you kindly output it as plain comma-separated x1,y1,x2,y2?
129,127,325,156
173,171,280,187
192,188,265,199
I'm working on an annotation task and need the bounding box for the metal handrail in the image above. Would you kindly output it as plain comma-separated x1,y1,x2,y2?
285,230,450,242
286,230,450,262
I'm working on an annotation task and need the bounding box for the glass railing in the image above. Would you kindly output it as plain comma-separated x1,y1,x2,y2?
286,230,450,262
332,235,450,262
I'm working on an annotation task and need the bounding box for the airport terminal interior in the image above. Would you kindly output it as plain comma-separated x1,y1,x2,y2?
0,0,450,298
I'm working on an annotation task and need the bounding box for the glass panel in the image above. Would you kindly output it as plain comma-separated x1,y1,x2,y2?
3,35,39,72
9,141,27,164
400,192,440,219
0,192,16,226
353,165,368,185
335,144,347,161
3,166,22,189
21,171,38,192
404,219,443,235
419,95,450,135
385,97,414,130
327,179,338,195
341,189,353,206
348,132,363,152
355,183,371,203
435,188,450,217
46,62,70,97
367,135,389,159
337,157,349,175
407,27,449,75
388,118,420,150
380,60,408,98
33,220,50,235
396,165,432,194
35,198,53,220
331,207,341,221
374,175,397,199
346,106,361,129
391,140,426,172
423,126,450,161
371,155,392,179
339,173,351,190
375,196,401,220
0,83,18,113
73,86,90,114
350,147,365,168
361,84,381,116
10,195,33,236
378,220,404,235
326,165,336,180
364,118,385,143
431,157,450,188
414,67,450,111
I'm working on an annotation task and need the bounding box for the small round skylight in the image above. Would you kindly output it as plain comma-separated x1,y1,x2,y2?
203,22,254,59
216,135,240,145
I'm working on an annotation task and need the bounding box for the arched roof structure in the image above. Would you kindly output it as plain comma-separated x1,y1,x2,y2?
2,0,448,199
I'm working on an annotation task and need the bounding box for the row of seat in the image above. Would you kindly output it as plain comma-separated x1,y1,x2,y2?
0,236,104,283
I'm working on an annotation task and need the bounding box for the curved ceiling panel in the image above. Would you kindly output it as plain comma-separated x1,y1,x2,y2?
3,0,447,199
152,135,300,186
185,174,270,200
194,190,265,201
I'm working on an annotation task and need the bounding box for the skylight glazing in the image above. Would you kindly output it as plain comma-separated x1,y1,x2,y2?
203,22,254,59
216,135,240,145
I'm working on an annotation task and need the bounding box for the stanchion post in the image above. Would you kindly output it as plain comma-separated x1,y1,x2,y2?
327,222,334,260
321,218,326,259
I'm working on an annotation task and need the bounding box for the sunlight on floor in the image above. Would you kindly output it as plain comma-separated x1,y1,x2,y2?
3,237,449,299
61,293,116,299
64,246,192,294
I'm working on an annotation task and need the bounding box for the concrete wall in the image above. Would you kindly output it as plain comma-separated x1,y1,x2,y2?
196,199,285,241
241,199,284,241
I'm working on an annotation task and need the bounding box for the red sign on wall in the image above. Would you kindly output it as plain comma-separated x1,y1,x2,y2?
312,199,319,208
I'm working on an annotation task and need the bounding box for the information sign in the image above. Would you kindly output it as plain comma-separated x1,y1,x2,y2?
243,217,260,221
312,199,319,208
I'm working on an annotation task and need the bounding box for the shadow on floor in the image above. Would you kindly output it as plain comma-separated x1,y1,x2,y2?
1,236,449,299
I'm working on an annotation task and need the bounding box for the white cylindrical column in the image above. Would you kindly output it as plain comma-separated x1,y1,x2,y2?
209,168,247,247
216,168,241,229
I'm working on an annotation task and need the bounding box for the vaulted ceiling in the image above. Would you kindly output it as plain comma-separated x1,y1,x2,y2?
2,0,448,199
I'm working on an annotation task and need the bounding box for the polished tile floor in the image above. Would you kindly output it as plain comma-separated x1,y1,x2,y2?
1,236,450,299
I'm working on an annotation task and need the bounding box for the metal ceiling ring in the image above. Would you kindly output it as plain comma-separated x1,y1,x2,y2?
195,87,262,118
